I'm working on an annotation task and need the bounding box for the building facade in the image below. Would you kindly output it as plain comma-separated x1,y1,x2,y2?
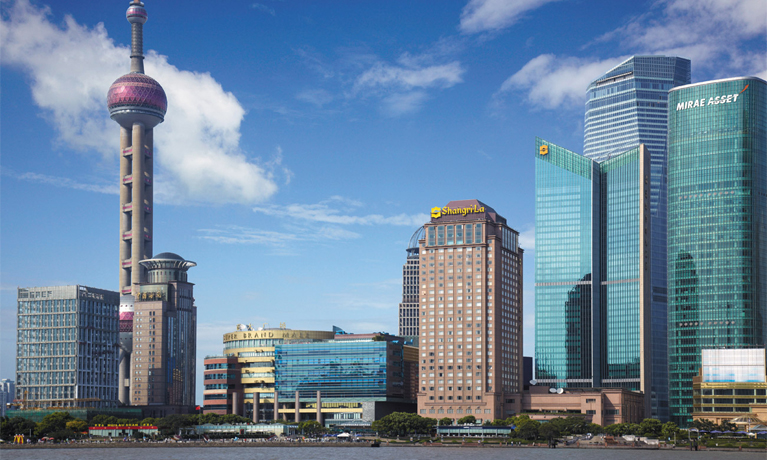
130,253,197,415
107,0,168,406
275,333,417,429
417,200,524,422
399,227,424,340
667,77,767,426
584,55,691,421
203,326,336,420
1,379,15,416
534,139,651,415
691,349,766,422
16,286,119,409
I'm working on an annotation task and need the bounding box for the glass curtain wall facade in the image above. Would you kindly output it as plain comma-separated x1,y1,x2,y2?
667,77,766,426
535,139,651,414
399,227,424,340
584,55,690,421
16,286,119,409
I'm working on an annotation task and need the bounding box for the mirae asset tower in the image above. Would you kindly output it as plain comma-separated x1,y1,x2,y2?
416,200,524,422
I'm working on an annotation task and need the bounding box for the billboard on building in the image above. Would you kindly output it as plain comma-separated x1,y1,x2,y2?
701,349,766,383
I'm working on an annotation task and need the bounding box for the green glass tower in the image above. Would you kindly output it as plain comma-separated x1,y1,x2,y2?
667,77,767,426
535,139,651,415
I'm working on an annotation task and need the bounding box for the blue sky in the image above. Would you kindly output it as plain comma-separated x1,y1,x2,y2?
1,0,765,403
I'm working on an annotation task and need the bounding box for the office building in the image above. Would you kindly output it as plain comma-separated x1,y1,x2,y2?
275,333,417,430
203,327,416,429
107,0,168,405
584,55,691,421
16,286,119,409
691,348,766,424
534,139,651,416
203,325,336,420
667,76,767,426
399,227,424,340
130,253,197,416
416,200,524,422
0,379,15,416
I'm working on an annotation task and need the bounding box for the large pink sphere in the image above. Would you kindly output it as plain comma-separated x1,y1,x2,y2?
107,73,167,128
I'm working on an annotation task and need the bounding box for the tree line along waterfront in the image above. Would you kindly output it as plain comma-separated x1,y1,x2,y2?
2,411,765,450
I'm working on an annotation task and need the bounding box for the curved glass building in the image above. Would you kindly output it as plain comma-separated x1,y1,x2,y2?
667,76,767,426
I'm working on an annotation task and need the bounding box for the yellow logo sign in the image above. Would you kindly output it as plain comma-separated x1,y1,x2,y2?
431,204,485,219
539,145,549,155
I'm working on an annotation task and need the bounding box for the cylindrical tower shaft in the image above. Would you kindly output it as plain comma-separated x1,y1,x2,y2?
119,127,132,294
130,22,144,73
131,122,146,294
145,129,153,260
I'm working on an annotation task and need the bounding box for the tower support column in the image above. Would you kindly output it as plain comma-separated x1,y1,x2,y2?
130,122,145,295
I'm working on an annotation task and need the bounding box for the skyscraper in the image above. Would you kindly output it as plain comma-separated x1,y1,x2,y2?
130,253,197,415
534,139,651,416
399,227,424,340
417,200,524,422
107,0,167,405
16,286,119,409
666,76,766,426
584,55,690,421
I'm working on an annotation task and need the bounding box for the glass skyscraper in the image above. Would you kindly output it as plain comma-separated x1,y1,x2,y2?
666,76,766,426
584,55,691,421
535,138,651,414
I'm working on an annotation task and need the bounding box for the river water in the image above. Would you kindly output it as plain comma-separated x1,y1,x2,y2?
5,446,765,460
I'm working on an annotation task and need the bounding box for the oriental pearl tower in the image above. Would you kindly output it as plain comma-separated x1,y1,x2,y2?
107,0,167,405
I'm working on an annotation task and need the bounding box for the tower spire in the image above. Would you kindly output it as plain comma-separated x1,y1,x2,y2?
126,0,147,74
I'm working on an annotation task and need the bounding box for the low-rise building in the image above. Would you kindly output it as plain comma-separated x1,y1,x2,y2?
691,348,767,425
505,386,645,425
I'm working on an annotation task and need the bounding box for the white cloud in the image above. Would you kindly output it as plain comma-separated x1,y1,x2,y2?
14,171,118,195
1,0,282,205
356,61,464,90
502,0,766,110
253,196,429,227
498,54,627,109
353,57,464,115
459,0,559,34
197,224,361,247
518,225,535,252
598,0,766,77
251,3,276,16
295,89,333,107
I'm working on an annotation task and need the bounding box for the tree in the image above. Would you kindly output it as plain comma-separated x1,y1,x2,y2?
538,422,560,441
371,412,435,437
36,412,74,437
639,418,663,438
438,417,453,426
690,419,716,431
515,419,540,440
661,421,679,440
587,423,602,434
298,420,324,435
1,416,37,441
66,420,88,435
456,415,476,425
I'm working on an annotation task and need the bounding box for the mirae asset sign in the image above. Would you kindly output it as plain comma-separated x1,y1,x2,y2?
676,85,748,111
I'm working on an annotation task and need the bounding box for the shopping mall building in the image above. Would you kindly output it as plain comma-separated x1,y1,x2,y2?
203,326,417,430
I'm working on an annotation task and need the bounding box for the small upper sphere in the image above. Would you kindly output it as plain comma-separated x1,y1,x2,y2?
107,73,167,129
126,2,147,24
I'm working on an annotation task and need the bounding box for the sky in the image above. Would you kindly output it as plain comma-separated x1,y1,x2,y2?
1,0,765,403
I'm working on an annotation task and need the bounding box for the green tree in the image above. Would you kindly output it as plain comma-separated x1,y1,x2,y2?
515,418,540,440
456,415,476,425
35,411,74,437
371,412,435,437
718,420,735,432
90,414,118,426
587,423,602,434
1,416,37,441
538,422,560,440
639,418,663,438
66,420,88,435
661,421,679,440
690,419,716,431
298,420,324,435
438,417,453,426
